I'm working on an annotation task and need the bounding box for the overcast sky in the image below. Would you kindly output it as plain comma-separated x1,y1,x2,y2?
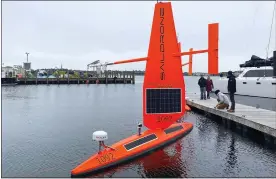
2,1,276,72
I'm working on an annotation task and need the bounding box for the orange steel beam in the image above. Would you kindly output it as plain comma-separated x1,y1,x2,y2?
105,23,218,75
174,49,208,57
188,48,193,75
106,57,147,65
182,62,189,66
107,53,193,71
174,23,219,74
208,23,219,74
181,48,193,75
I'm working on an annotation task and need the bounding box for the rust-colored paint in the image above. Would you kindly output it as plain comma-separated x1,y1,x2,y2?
208,23,219,74
143,2,185,130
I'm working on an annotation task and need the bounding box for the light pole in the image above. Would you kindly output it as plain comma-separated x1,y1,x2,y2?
25,52,30,63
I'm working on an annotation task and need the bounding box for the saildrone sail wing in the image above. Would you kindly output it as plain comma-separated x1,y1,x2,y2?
143,2,186,130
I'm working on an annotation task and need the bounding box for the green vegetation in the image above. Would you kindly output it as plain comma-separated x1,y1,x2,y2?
73,72,80,78
52,70,85,78
53,70,68,78
26,71,35,78
84,72,88,78
52,71,59,77
22,69,90,79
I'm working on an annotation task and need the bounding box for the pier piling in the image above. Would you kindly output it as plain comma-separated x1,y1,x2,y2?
132,70,135,84
123,71,126,84
36,72,38,85
67,70,70,84
105,71,108,84
57,74,60,84
24,70,27,84
46,70,49,85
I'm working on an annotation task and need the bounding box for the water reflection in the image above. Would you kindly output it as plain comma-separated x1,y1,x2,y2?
214,123,228,154
86,140,187,178
2,80,276,178
196,114,212,142
141,141,186,178
223,134,238,176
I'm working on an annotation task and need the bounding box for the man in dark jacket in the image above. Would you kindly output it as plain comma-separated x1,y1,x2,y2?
198,74,207,100
227,71,236,112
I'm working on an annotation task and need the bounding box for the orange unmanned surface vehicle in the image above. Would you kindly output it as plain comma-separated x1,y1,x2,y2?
71,123,193,177
71,1,218,177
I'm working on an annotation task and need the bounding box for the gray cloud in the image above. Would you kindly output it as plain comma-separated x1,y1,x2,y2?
2,1,276,72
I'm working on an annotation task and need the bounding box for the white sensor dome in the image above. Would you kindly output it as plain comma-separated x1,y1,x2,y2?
92,131,108,141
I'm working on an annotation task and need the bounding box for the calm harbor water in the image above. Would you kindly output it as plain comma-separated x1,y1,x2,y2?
2,76,276,177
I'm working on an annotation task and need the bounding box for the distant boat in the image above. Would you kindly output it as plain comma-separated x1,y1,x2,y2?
213,55,276,99
215,1,276,99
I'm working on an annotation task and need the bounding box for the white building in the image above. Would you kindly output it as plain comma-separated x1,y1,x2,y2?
1,65,26,78
2,66,14,78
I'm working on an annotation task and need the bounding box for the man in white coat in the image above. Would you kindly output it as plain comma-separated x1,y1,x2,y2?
214,90,230,110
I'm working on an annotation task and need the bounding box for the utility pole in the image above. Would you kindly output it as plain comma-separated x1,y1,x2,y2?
25,52,30,63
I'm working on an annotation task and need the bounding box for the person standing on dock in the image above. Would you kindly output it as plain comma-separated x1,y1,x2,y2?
198,74,207,100
206,76,214,99
214,90,230,109
227,71,236,112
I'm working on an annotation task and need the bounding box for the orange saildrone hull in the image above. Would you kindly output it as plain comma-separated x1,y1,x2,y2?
71,122,193,177
71,0,219,176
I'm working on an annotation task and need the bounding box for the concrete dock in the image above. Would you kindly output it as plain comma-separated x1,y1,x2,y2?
186,93,276,140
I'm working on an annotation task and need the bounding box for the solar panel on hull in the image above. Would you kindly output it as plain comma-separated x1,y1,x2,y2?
124,134,157,151
146,89,181,114
164,125,183,134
